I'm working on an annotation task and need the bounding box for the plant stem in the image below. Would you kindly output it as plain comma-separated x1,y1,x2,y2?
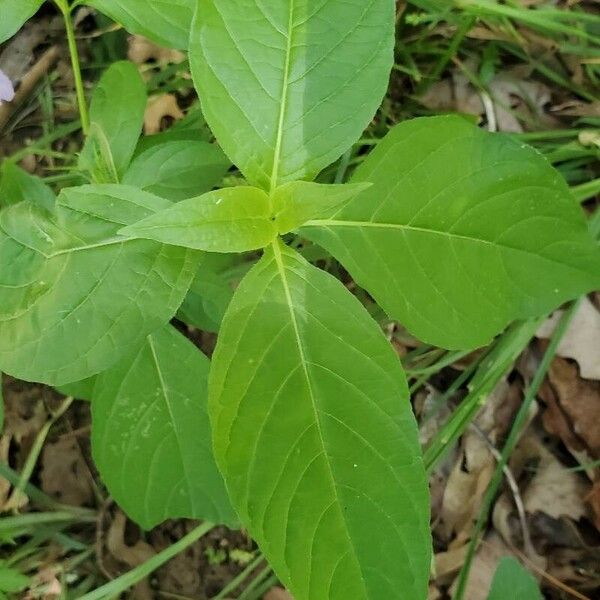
453,300,580,600
79,522,214,600
55,0,90,135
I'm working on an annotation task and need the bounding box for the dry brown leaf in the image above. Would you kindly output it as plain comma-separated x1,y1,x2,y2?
449,533,513,600
144,94,184,134
128,35,185,66
107,511,155,568
264,588,294,600
419,65,553,133
541,357,600,460
537,298,600,381
39,437,94,507
587,481,600,532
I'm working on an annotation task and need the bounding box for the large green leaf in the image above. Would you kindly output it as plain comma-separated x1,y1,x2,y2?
190,0,395,190
123,140,230,201
302,116,600,350
487,557,542,600
80,62,146,181
0,185,197,386
92,325,236,529
210,241,431,600
120,186,277,252
87,0,194,49
0,0,44,44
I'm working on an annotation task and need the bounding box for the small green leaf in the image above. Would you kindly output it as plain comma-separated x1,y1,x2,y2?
92,325,236,529
0,0,44,44
80,62,146,180
120,187,278,253
0,184,197,385
273,181,371,234
87,0,194,49
487,557,542,600
303,115,600,350
190,0,395,189
0,162,55,211
123,140,230,201
210,240,431,600
0,563,29,594
55,377,96,402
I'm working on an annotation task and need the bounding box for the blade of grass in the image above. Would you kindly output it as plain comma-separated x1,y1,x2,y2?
453,299,580,600
78,522,214,600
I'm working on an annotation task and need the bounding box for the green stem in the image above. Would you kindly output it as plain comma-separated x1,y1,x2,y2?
453,300,580,600
79,522,214,600
55,0,90,134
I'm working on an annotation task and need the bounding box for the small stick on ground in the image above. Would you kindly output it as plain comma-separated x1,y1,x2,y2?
0,45,60,131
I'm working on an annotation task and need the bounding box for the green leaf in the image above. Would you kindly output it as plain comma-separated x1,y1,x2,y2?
92,325,236,529
273,181,371,234
120,186,278,253
0,0,44,44
0,563,29,594
80,62,146,180
210,240,431,600
190,0,395,190
55,377,96,402
487,557,542,600
178,259,234,333
0,184,197,386
123,140,230,201
0,162,55,212
302,115,600,350
0,374,3,433
86,0,194,49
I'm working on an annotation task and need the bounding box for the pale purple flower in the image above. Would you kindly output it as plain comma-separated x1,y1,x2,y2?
0,69,15,104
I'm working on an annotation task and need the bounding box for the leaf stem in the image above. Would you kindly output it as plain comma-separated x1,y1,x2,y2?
55,0,90,135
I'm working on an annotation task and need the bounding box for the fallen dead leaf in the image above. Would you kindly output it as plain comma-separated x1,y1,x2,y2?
537,298,600,381
144,94,184,134
128,35,185,66
541,357,600,461
449,533,514,600
39,437,94,507
264,587,294,600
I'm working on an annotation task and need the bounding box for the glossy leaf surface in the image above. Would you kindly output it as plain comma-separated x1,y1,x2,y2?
303,116,600,349
0,185,196,385
120,187,277,253
190,0,395,189
210,241,431,600
487,557,542,600
0,0,44,44
92,325,236,529
87,0,194,49
80,62,146,180
123,140,230,201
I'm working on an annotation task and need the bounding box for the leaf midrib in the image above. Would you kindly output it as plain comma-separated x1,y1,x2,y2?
269,1,295,192
304,218,594,274
271,241,368,598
